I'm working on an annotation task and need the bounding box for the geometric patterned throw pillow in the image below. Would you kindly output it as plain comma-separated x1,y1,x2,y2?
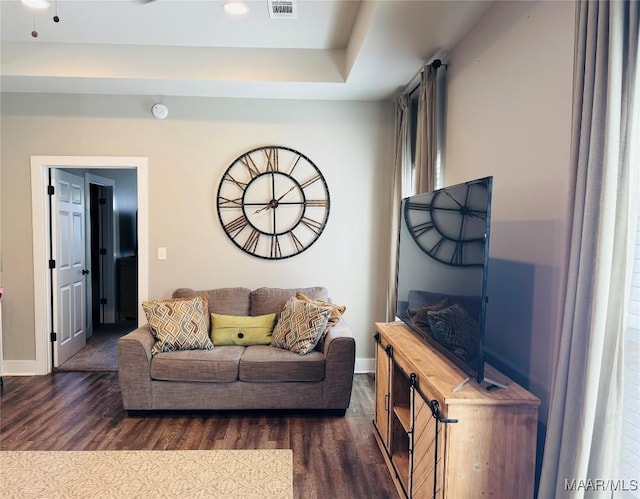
271,297,332,355
295,292,346,340
408,298,453,335
142,294,213,355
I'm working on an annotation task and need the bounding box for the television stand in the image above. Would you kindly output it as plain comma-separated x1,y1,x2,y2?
373,321,540,498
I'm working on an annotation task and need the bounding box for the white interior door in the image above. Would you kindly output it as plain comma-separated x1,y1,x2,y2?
51,169,87,366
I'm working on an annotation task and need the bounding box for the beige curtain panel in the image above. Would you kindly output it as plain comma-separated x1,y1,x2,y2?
539,1,639,496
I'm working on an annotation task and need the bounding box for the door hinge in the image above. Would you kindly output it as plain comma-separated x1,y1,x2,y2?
50,332,57,342
100,298,107,305
49,259,56,269
99,248,107,255
47,185,55,196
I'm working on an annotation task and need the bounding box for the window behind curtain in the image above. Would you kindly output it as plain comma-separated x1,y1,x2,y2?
406,66,446,194
407,92,419,196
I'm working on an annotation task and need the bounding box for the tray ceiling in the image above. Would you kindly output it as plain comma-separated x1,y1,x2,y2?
0,0,492,100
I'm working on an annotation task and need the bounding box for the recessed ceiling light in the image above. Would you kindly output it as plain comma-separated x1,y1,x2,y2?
21,0,50,9
223,1,249,16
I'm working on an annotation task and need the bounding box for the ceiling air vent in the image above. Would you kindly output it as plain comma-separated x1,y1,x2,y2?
268,0,296,19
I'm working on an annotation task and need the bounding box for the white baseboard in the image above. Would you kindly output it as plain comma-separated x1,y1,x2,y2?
1,360,40,376
355,357,374,373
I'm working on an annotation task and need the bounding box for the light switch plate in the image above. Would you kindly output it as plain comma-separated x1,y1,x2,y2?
158,247,167,260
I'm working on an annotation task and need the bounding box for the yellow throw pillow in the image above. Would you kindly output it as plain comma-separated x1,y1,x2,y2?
211,313,277,346
296,292,346,338
271,297,333,355
142,294,213,355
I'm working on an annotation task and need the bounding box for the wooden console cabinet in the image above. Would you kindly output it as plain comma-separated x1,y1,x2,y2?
373,322,540,499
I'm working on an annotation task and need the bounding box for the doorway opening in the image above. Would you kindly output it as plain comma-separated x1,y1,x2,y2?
30,156,149,375
51,168,138,370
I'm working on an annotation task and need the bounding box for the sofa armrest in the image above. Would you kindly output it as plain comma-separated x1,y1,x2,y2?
322,319,356,409
117,325,155,410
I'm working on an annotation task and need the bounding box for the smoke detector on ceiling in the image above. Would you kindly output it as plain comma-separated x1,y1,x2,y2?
151,103,168,120
268,0,296,19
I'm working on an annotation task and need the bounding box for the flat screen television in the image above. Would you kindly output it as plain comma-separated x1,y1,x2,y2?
395,176,493,385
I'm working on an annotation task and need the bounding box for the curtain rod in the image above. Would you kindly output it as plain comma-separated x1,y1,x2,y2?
403,59,446,97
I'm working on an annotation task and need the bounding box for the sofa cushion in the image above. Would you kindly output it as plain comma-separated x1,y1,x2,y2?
142,294,213,355
151,346,245,382
250,286,329,317
211,313,276,346
173,287,251,316
239,345,325,382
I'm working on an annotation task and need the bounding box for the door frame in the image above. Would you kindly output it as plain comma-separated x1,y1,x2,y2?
31,156,149,375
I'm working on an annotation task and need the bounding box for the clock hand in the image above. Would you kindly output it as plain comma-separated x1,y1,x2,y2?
254,205,271,214
442,190,484,219
443,190,464,208
275,184,298,202
253,185,298,214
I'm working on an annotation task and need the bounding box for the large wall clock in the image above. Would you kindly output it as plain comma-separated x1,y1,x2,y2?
216,145,330,260
403,177,491,267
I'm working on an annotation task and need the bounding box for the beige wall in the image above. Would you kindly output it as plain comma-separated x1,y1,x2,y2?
446,0,575,424
0,2,577,416
0,94,394,370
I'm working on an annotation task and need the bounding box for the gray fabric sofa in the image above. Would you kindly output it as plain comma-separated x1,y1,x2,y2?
117,286,356,415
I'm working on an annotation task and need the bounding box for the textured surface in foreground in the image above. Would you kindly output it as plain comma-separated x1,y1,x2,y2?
0,449,293,499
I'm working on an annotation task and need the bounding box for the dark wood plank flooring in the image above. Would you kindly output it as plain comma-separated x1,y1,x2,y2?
0,372,397,499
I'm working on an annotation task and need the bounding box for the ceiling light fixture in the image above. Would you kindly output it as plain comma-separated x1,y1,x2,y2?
22,0,61,38
223,1,249,16
21,0,50,9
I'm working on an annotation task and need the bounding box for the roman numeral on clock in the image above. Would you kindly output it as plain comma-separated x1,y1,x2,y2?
223,173,247,190
306,199,328,207
287,154,302,176
300,216,323,235
451,241,463,265
243,229,260,253
407,201,431,212
411,221,435,238
270,235,282,259
218,196,243,209
300,174,322,190
239,154,261,178
428,237,445,258
265,148,279,172
224,216,248,236
289,231,304,252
